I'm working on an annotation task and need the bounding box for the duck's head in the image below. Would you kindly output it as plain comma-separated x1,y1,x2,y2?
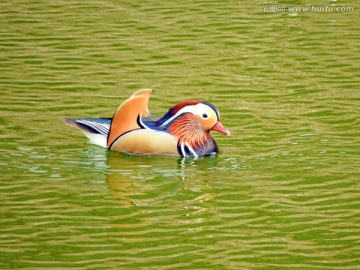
159,100,230,136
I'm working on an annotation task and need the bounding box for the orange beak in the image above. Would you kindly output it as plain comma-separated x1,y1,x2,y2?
211,121,230,135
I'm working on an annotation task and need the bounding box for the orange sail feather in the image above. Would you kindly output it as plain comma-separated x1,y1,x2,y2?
107,89,152,148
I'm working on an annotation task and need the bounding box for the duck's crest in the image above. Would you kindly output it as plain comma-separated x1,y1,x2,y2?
171,100,200,114
157,100,200,125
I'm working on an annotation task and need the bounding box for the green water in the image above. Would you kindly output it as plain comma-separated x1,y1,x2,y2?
1,1,359,269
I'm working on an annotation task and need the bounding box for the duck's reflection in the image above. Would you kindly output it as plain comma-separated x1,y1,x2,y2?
105,151,219,206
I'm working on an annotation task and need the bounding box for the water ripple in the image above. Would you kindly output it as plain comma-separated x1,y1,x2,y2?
1,0,359,269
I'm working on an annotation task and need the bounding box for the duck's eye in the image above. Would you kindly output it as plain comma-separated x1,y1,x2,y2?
202,113,208,119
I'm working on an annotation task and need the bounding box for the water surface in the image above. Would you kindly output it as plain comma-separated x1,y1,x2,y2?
0,1,359,269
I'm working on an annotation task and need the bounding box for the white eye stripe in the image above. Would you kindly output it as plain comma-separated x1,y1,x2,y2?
162,103,214,126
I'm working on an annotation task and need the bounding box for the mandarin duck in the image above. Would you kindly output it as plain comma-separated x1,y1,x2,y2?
63,89,230,157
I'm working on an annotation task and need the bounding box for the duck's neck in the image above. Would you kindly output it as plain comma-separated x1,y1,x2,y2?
167,115,218,157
